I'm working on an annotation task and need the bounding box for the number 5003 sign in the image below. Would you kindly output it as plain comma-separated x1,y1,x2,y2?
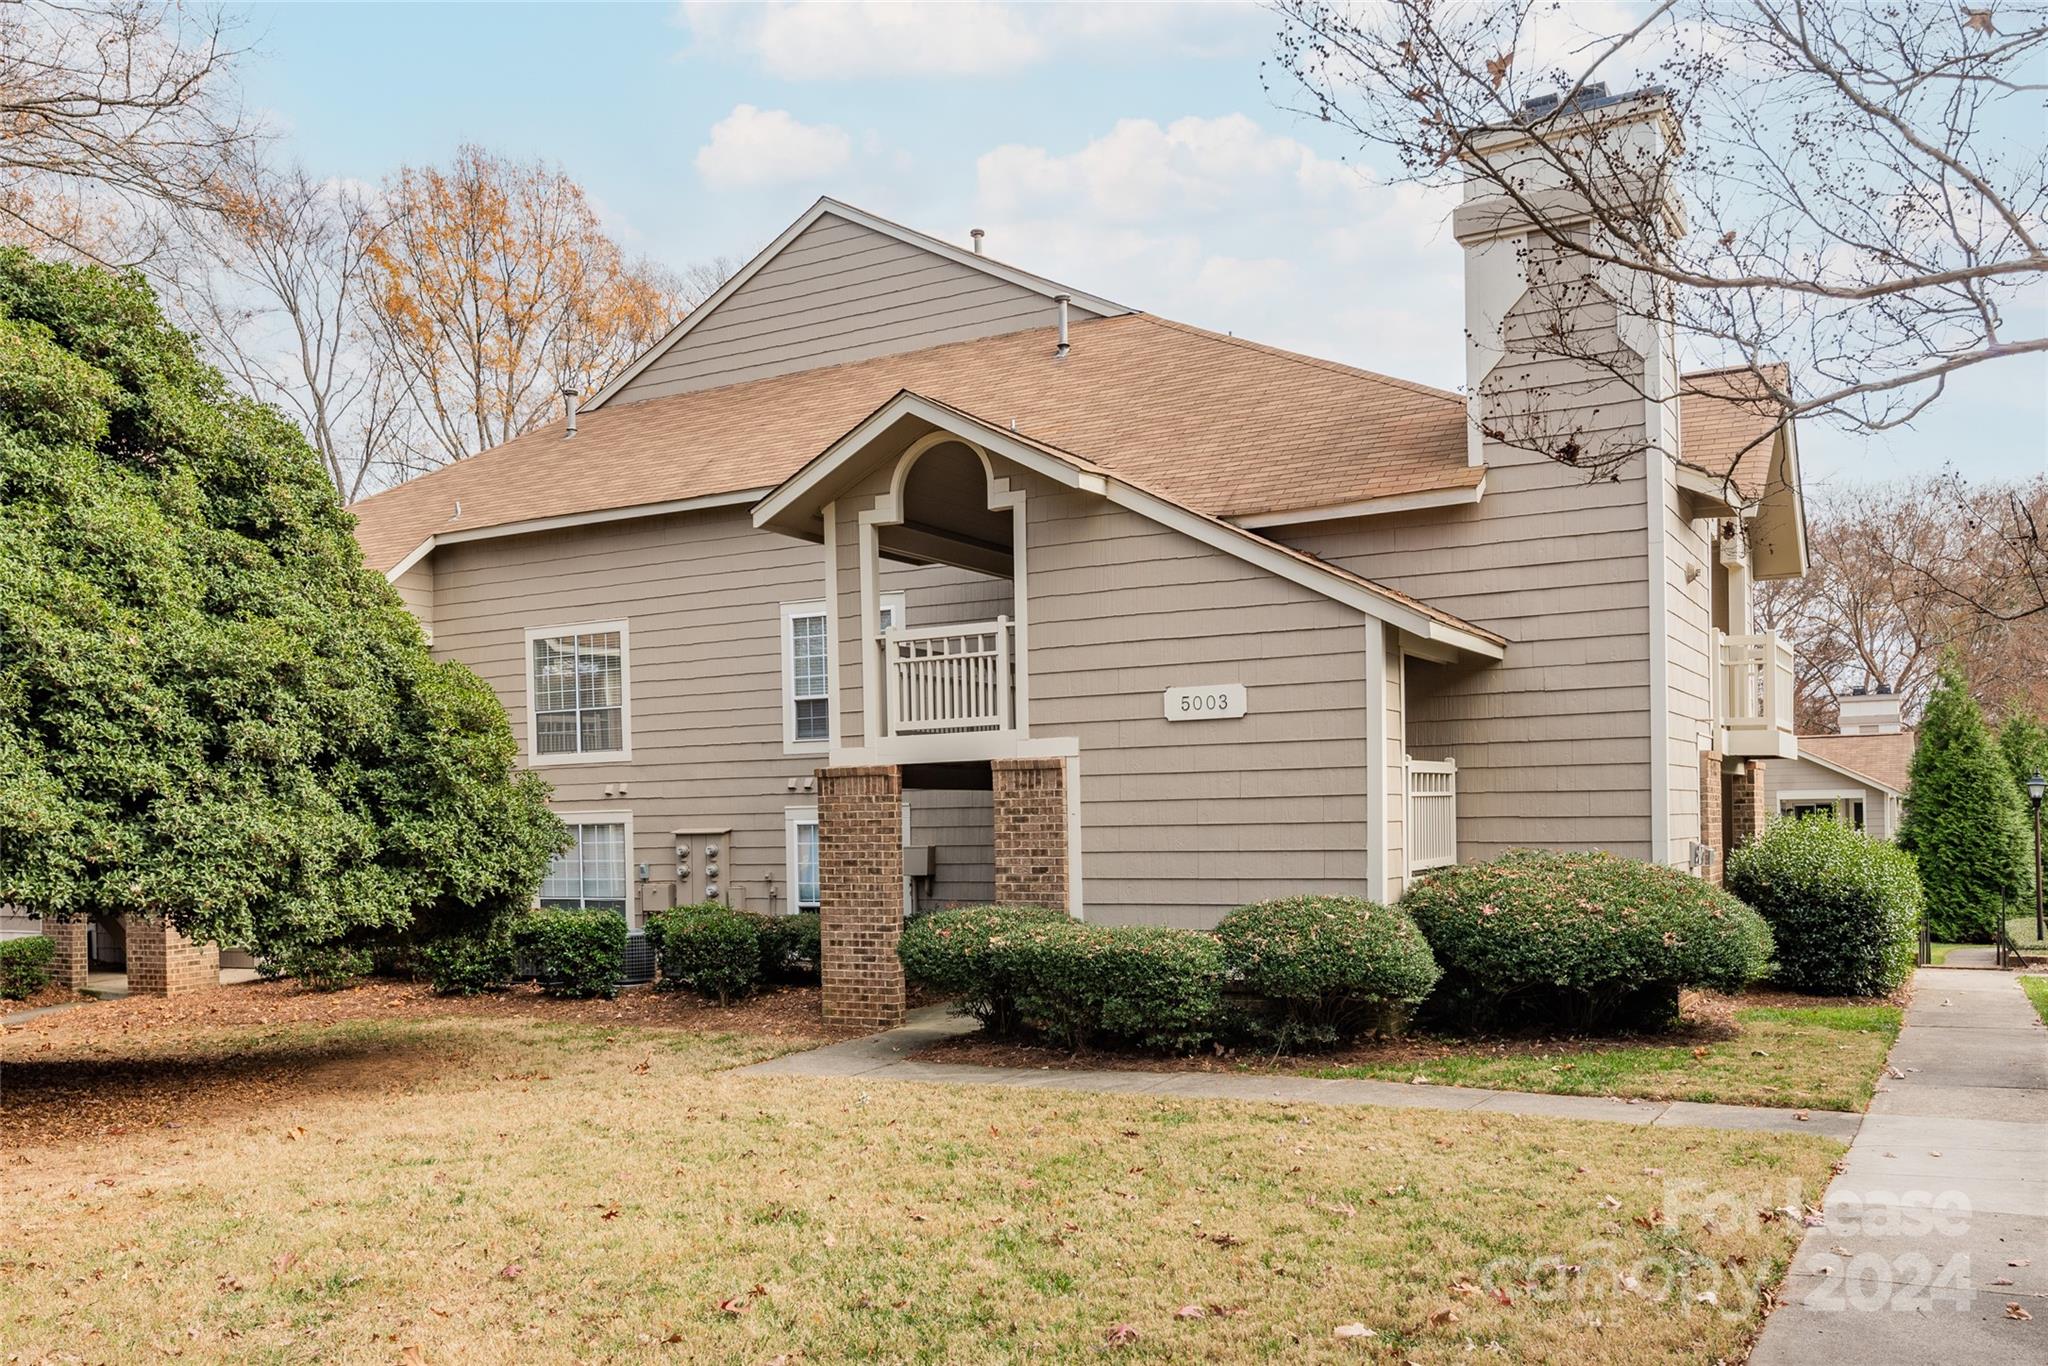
1163,684,1248,721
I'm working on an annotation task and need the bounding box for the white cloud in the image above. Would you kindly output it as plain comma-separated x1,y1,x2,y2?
971,113,1469,387
694,104,852,190
676,1,1259,80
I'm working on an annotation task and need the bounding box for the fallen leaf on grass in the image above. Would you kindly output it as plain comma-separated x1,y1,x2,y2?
1104,1322,1140,1346
269,1252,299,1276
1333,1322,1376,1339
497,1263,523,1281
716,1297,750,1316
1174,1305,1206,1320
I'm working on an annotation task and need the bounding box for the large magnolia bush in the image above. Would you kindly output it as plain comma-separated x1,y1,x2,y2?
1728,815,1922,997
1400,850,1774,1031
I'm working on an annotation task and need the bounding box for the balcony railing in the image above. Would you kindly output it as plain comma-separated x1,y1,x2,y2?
883,617,1014,737
1406,756,1458,872
1716,630,1799,760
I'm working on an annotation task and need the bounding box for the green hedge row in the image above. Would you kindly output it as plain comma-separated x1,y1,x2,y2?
644,905,822,1003
0,935,55,999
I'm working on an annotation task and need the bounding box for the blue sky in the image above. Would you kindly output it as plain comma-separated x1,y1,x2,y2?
234,1,2045,486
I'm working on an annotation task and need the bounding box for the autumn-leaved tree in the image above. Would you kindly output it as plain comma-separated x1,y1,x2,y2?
362,145,685,467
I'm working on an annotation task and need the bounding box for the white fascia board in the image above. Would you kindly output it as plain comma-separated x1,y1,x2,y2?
583,196,1129,414
1231,478,1486,529
383,537,436,583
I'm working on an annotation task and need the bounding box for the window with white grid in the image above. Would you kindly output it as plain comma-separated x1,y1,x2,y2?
526,623,628,761
781,597,899,751
539,820,628,915
785,807,820,913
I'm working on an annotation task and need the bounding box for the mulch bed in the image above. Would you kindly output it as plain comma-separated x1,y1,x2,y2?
0,983,90,1016
0,977,852,1047
914,987,1905,1075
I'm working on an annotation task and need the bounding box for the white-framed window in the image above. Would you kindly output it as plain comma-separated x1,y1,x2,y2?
781,594,901,752
1779,794,1867,832
524,621,631,763
784,806,820,914
540,811,635,926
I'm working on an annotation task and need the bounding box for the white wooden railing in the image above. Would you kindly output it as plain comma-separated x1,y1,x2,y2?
1406,756,1458,872
883,617,1013,736
1716,630,1798,759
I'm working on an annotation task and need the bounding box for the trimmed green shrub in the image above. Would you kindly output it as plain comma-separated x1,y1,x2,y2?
756,911,822,984
515,908,626,999
649,903,761,1004
260,943,373,991
1728,815,1922,997
1005,920,1226,1053
0,935,55,999
1900,657,2030,941
1999,711,2048,913
418,923,517,996
1400,850,1774,1032
898,905,1069,1034
1216,895,1441,1047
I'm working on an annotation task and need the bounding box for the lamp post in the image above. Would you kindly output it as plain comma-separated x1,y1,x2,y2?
2028,772,2045,944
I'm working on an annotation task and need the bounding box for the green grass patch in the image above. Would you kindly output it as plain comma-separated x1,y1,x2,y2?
1310,1003,1902,1112
1929,942,1970,965
2021,977,2048,1025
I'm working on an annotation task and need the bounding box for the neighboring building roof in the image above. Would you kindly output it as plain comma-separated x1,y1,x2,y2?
348,312,1477,575
1680,363,1791,501
1796,730,1917,796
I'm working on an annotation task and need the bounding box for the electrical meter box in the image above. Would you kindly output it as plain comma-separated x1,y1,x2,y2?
671,826,732,905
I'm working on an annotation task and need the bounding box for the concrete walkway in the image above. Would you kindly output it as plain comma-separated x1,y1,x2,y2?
740,1004,1863,1140
1751,967,2048,1364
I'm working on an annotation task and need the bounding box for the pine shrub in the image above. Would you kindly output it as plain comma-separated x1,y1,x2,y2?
1900,657,2029,941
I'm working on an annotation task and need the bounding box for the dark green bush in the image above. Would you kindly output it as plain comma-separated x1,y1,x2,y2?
1727,815,1923,996
1900,656,2029,940
260,942,374,991
1005,920,1226,1053
756,910,822,984
0,935,55,999
1400,850,1774,1032
1217,895,1441,1047
418,923,517,996
648,903,761,1004
515,908,626,999
897,905,1069,1034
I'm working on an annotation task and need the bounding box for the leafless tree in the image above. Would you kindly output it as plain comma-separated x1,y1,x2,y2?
162,157,423,499
1756,475,2048,727
1268,0,2048,489
1,0,256,262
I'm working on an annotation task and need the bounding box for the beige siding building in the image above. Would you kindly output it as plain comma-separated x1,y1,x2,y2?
349,95,1813,1025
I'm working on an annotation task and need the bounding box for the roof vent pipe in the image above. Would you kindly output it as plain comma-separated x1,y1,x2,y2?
1054,293,1071,359
562,385,579,438
970,227,985,255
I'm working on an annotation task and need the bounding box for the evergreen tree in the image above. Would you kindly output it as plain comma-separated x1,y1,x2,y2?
0,250,564,956
1898,656,2029,941
1999,711,2048,920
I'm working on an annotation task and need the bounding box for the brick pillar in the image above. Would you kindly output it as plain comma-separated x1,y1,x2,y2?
123,917,220,997
1698,754,1726,885
993,757,1069,911
1727,760,1768,854
818,764,905,1031
42,917,88,990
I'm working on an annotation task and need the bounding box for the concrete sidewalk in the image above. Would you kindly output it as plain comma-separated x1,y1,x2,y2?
740,1004,1864,1140
1751,967,2048,1364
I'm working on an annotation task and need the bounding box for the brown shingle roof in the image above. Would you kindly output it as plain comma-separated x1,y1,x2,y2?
1680,364,1791,501
348,313,1476,573
1798,730,1916,794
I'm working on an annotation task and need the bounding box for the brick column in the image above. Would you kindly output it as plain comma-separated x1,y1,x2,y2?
42,917,88,990
817,764,905,1031
1698,754,1726,885
993,757,1069,911
1727,760,1769,854
123,917,220,997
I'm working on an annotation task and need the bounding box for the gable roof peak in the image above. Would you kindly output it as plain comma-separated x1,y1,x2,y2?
582,195,1131,413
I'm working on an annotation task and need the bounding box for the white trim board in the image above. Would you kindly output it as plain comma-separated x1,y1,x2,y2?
755,390,1504,661
582,196,1131,413
378,489,768,582
1231,479,1485,529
